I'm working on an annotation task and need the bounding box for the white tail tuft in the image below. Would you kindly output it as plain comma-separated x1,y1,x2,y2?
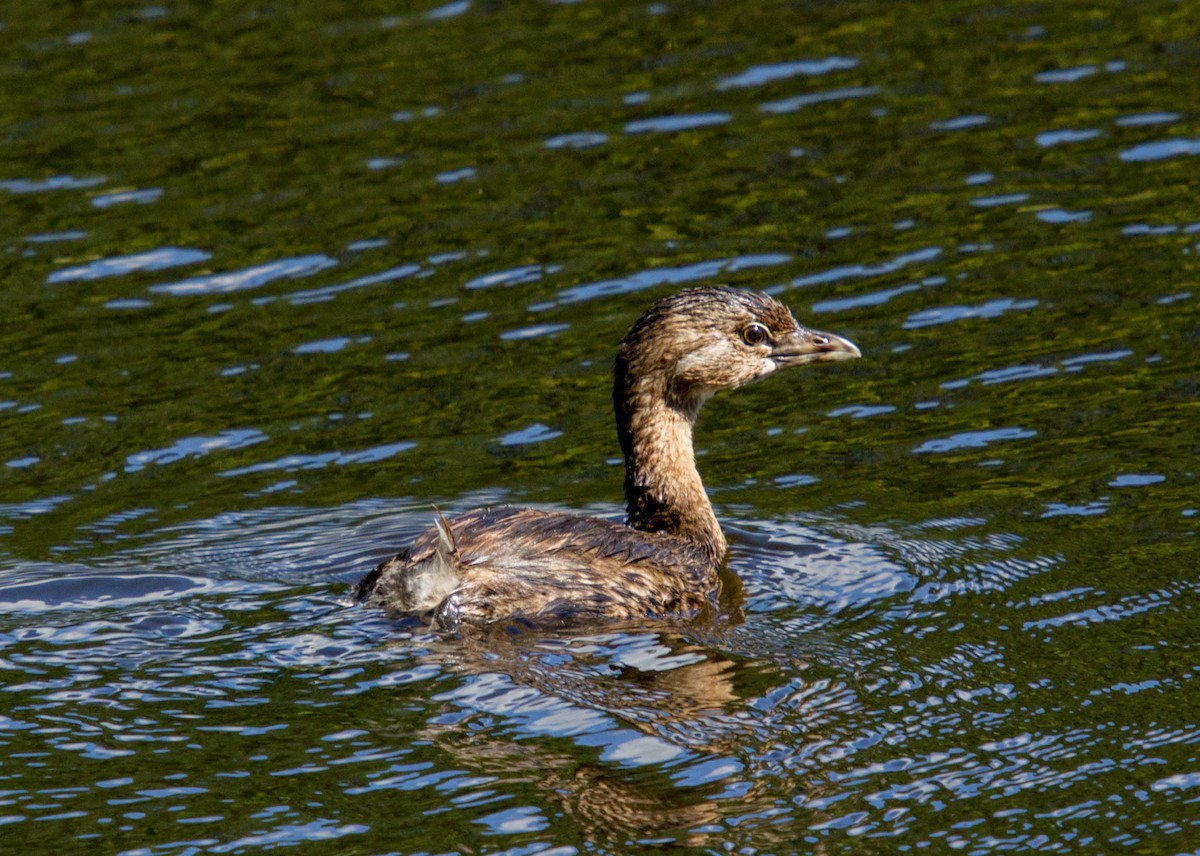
401,507,461,611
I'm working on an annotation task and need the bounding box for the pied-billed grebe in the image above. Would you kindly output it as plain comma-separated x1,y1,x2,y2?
354,287,860,628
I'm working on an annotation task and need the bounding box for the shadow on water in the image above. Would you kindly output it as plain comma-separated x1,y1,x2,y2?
396,626,782,845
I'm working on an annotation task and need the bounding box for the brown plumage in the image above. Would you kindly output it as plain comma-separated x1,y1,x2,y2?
354,287,860,628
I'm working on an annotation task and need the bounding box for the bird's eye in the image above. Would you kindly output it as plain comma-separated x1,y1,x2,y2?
742,323,769,346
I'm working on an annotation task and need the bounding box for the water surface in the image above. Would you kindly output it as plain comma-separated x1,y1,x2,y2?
2,1,1198,852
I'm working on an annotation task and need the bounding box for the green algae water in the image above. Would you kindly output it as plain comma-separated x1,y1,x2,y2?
1,1,1198,852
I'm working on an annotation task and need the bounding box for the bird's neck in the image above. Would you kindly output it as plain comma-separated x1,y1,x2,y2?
614,364,726,559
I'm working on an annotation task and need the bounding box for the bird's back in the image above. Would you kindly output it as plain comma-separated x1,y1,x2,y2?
354,506,721,628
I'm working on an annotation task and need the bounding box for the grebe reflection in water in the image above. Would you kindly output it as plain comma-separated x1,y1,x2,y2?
354,287,860,628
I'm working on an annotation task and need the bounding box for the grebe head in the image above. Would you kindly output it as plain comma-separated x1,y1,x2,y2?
617,287,860,411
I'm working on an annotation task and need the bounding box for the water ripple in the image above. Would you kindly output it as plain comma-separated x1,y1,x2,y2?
1119,138,1200,162
466,263,561,290
544,132,608,150
219,442,417,477
1035,128,1101,147
125,429,268,473
557,254,791,304
792,246,941,290
0,569,272,613
1115,112,1181,127
904,297,1038,329
969,192,1031,208
499,423,563,446
931,115,990,131
500,322,570,341
913,427,1037,454
285,264,421,305
149,255,337,296
624,113,731,134
91,187,162,208
759,85,879,115
1,175,105,193
716,56,858,90
1034,65,1100,83
48,247,211,284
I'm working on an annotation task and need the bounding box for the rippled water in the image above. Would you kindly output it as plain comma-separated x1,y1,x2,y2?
2,1,1198,852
